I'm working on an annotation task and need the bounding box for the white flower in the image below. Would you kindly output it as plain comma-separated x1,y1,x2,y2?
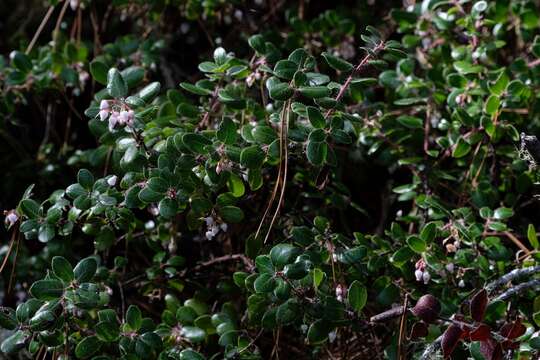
204,217,214,226
5,211,18,226
78,71,89,84
445,263,455,273
415,269,423,282
220,223,228,232
458,279,465,288
119,110,130,125
109,111,119,127
328,330,337,343
107,175,118,186
70,0,79,11
100,100,109,111
234,10,243,21
422,271,431,284
205,230,214,240
99,109,109,121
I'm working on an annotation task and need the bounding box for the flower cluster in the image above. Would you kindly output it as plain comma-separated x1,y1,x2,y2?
98,100,135,132
414,258,431,285
204,216,228,240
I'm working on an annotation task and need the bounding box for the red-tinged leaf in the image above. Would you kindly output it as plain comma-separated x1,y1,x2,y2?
441,324,464,358
409,321,428,339
470,289,488,322
499,319,526,339
470,324,491,341
480,338,503,360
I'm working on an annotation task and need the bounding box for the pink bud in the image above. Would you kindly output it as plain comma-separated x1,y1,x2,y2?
70,0,79,10
99,109,109,121
119,110,130,125
99,100,109,110
5,211,18,226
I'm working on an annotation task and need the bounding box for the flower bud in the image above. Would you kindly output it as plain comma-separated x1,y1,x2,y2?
415,269,424,282
107,175,118,186
70,0,79,11
422,271,431,284
4,211,18,227
119,110,130,125
445,263,455,273
99,109,109,121
99,100,109,111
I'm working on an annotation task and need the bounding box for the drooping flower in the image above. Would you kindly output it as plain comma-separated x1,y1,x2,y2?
4,210,18,227
107,175,118,187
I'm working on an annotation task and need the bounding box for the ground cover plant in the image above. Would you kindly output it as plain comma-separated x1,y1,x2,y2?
0,0,540,359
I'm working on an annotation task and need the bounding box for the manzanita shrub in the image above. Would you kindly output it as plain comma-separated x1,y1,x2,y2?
1,0,540,359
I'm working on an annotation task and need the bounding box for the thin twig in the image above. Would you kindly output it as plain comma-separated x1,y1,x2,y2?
26,5,56,54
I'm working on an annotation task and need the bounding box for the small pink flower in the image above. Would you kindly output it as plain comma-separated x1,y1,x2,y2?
4,210,18,227
99,109,109,121
99,100,109,111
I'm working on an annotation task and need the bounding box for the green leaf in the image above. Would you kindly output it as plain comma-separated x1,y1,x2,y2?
74,257,97,283
0,330,27,354
322,52,353,72
75,335,102,358
138,187,164,203
266,77,293,101
179,349,206,360
180,82,213,95
106,68,128,98
528,224,539,250
484,95,500,115
181,326,206,343
270,244,299,268
89,60,108,85
307,320,330,344
420,222,437,243
306,140,327,166
96,321,120,342
240,145,265,169
52,256,74,282
217,118,237,144
20,199,40,219
254,273,276,293
397,115,423,129
283,260,310,280
77,169,94,189
38,223,55,243
274,60,298,80
138,81,161,102
298,86,331,99
126,305,142,331
219,206,244,223
348,280,367,312
30,279,64,300
159,198,178,219
182,133,212,153
407,235,427,253
452,138,471,158
493,207,513,220
488,72,508,96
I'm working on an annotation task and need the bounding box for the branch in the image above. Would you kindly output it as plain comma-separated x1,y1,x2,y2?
485,265,540,295
419,335,441,360
492,279,540,302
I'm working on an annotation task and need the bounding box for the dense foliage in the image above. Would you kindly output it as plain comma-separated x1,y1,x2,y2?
1,0,540,359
